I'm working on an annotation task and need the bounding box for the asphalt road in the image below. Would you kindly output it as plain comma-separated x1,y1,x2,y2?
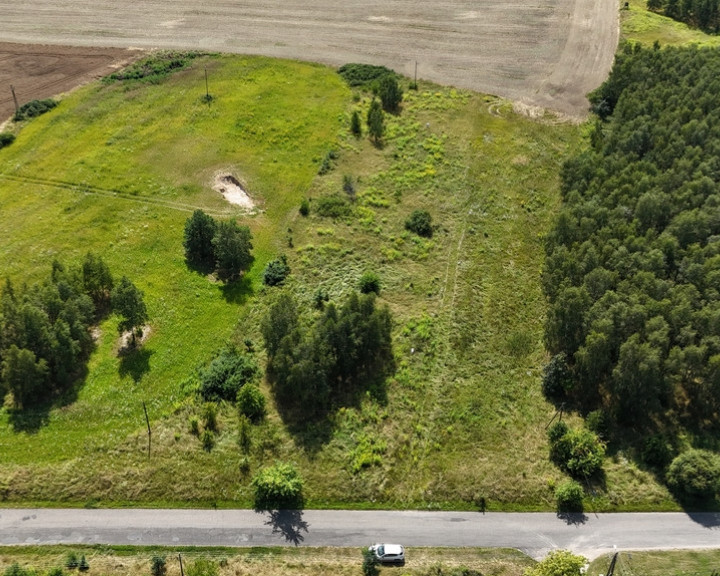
1,509,719,560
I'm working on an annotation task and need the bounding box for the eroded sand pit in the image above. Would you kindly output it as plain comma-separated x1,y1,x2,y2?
212,173,255,210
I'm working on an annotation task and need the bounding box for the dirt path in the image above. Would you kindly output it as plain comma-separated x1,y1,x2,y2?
0,0,618,118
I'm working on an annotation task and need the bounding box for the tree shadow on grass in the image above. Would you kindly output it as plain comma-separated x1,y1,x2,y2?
7,364,89,433
260,509,310,546
218,274,254,305
185,258,215,278
119,346,153,383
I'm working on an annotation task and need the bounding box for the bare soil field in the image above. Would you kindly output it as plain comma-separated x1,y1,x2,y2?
0,43,142,123
0,0,618,118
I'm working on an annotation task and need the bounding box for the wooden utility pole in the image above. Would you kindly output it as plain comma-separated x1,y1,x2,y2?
10,85,19,115
142,401,151,458
178,554,185,576
205,68,209,99
414,61,418,86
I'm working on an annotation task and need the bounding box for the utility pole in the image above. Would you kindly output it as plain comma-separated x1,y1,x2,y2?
178,554,185,576
142,401,151,458
205,68,209,100
10,85,19,116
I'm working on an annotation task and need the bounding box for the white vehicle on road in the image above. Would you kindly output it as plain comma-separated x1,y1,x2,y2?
369,543,405,564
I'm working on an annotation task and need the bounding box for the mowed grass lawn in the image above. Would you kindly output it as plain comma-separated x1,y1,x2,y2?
0,53,673,509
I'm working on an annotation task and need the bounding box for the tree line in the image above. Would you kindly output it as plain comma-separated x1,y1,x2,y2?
0,254,146,409
647,0,720,34
543,44,720,444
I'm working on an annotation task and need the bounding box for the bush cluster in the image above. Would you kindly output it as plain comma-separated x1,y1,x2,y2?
405,210,433,238
666,449,720,501
337,63,397,87
263,255,291,287
0,132,15,149
13,98,57,121
107,51,202,82
198,346,260,402
251,461,304,510
548,421,605,478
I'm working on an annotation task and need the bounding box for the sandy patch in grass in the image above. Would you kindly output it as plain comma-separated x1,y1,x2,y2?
212,173,255,210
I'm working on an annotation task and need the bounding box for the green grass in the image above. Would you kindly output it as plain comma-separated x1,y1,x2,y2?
589,550,720,576
0,546,534,576
0,53,682,510
622,0,720,45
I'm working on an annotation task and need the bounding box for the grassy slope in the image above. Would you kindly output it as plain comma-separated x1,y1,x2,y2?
622,0,720,45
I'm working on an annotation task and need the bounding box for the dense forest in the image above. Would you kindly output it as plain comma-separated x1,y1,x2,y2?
543,44,720,462
647,0,720,34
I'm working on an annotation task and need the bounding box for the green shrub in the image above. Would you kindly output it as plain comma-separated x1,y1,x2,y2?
549,422,604,478
524,550,586,576
189,415,200,436
555,479,584,513
78,556,89,572
0,132,15,149
359,272,381,295
47,568,64,576
299,198,310,216
350,110,362,137
150,556,166,576
263,255,291,287
237,384,266,422
405,210,433,237
338,63,396,87
252,461,304,510
198,346,260,401
202,402,218,432
318,149,338,175
564,428,605,478
13,98,57,121
314,195,351,218
106,51,202,83
64,553,79,570
666,449,720,501
362,548,380,576
378,75,403,112
547,420,569,444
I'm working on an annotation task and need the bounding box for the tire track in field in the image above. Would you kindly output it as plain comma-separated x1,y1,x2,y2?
0,172,235,218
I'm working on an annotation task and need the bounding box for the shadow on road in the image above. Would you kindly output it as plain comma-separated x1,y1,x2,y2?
686,512,720,528
263,510,309,545
557,512,588,526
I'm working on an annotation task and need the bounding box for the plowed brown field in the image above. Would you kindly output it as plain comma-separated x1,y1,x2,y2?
0,0,618,119
0,43,141,123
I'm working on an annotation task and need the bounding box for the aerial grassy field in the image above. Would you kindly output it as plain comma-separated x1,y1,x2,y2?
2,0,715,510
0,52,596,510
